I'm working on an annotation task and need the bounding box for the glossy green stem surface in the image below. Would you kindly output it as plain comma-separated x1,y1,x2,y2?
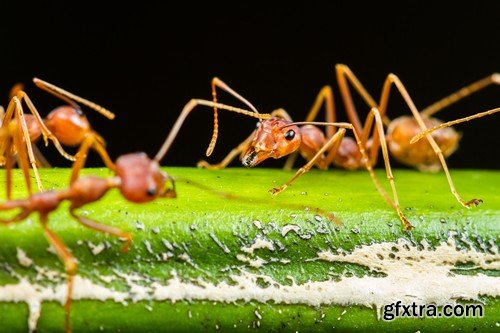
0,168,498,332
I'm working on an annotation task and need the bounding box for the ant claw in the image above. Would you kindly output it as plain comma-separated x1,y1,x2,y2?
269,187,284,195
120,234,133,253
196,160,208,168
404,223,414,232
468,198,483,207
196,160,221,170
165,189,177,198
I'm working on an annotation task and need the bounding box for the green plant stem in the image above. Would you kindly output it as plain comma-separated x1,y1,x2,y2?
0,168,498,332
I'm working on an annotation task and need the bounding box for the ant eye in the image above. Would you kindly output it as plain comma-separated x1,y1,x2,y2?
146,187,156,196
284,130,295,140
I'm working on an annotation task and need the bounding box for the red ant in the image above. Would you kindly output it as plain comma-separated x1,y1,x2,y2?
0,78,115,198
0,97,269,333
198,67,499,226
198,78,411,228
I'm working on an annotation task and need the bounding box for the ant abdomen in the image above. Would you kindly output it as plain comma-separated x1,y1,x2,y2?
387,116,460,170
45,106,91,146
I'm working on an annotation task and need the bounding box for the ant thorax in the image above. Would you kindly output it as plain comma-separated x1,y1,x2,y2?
386,115,460,171
333,137,366,170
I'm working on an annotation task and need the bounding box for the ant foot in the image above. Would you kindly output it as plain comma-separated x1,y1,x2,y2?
196,160,222,170
196,160,209,168
165,189,177,198
65,258,78,276
465,198,483,208
397,211,413,231
120,233,133,253
403,222,414,232
328,213,343,226
269,186,286,195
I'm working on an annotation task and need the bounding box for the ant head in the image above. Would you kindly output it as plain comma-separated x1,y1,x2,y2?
45,106,91,146
115,153,175,203
242,118,301,167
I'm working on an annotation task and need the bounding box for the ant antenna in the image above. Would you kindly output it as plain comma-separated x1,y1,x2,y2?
280,121,353,129
410,107,500,144
154,99,271,162
33,78,115,120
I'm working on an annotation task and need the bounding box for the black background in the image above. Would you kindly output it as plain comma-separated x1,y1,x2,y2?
1,2,498,169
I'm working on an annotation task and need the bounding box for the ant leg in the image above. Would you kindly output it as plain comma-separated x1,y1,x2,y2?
69,208,132,253
14,101,44,192
375,74,481,208
335,64,389,133
10,120,37,194
304,86,336,135
197,132,255,170
412,107,500,143
198,108,291,170
0,97,19,158
335,64,394,151
32,145,52,168
282,86,337,172
15,91,76,161
90,134,115,170
0,200,32,224
3,131,14,200
338,114,412,230
422,73,500,117
279,120,411,229
269,128,346,195
162,174,177,198
155,99,270,162
0,97,41,194
366,109,412,230
33,78,115,119
39,214,77,333
69,134,115,185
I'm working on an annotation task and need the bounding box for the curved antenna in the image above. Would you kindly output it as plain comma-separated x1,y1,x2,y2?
280,121,353,130
212,77,260,114
33,78,115,119
410,107,500,144
209,78,261,162
155,99,271,162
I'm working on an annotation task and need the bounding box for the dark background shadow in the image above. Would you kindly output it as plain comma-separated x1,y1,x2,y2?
1,2,498,168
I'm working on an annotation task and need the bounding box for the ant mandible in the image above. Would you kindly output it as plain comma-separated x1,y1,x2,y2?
199,66,498,211
0,78,115,198
0,97,269,333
